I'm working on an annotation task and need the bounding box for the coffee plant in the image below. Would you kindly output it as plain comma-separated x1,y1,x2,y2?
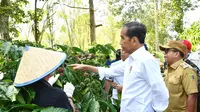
0,40,118,112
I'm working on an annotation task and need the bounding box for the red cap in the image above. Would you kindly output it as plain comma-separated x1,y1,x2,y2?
182,40,192,51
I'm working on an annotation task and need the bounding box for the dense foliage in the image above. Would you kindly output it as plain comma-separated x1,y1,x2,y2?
179,20,200,51
0,40,118,112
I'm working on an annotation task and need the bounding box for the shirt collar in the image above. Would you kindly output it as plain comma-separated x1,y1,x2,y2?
169,59,184,69
130,46,146,59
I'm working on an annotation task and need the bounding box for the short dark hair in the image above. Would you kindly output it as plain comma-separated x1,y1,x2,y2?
179,51,184,58
123,21,147,44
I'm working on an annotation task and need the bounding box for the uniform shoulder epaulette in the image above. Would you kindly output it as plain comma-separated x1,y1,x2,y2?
180,62,191,69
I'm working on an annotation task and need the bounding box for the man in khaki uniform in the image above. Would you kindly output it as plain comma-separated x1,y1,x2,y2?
160,40,198,112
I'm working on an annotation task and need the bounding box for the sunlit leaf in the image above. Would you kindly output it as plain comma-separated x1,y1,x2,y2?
6,85,19,102
8,104,39,112
2,42,12,56
89,99,100,112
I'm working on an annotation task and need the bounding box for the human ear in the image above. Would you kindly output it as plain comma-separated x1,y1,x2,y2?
174,51,180,57
131,37,137,45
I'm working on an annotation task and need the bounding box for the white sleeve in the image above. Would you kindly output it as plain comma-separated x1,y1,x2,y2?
98,62,125,80
142,59,169,112
188,52,200,68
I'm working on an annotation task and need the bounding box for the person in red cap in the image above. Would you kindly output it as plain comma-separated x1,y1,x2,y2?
180,40,199,74
180,40,192,58
180,39,200,112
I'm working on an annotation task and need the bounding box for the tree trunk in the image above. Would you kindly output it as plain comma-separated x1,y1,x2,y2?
47,3,54,48
34,0,39,43
0,0,11,41
154,0,159,52
89,0,95,43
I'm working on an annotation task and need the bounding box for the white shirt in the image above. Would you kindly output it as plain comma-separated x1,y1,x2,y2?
98,46,169,112
106,60,124,100
188,51,200,68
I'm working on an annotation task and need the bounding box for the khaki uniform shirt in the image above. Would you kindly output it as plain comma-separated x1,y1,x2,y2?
164,59,198,112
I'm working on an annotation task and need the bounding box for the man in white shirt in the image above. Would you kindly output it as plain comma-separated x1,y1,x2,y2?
72,21,169,112
105,50,129,106
105,49,121,93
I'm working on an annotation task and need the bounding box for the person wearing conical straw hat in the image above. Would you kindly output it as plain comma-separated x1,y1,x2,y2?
14,46,75,111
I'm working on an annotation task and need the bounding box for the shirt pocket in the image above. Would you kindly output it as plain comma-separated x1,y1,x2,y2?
168,76,181,94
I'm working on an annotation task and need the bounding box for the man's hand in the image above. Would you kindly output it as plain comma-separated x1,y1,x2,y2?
68,64,86,71
64,82,75,98
116,85,123,92
112,82,123,92
69,64,98,73
112,82,118,89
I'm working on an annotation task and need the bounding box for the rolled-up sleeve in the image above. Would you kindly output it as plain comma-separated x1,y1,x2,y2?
98,62,125,80
143,59,169,111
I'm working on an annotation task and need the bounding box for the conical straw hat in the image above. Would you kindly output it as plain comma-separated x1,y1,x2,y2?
14,46,66,87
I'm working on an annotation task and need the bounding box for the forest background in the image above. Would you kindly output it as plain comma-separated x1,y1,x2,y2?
0,0,200,53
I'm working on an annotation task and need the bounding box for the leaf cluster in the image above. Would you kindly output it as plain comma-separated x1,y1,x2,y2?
0,40,118,111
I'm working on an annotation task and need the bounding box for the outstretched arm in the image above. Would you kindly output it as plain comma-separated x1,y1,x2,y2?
71,63,125,80
72,64,98,73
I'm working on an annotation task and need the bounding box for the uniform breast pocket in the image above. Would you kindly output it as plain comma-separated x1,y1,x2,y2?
168,76,181,94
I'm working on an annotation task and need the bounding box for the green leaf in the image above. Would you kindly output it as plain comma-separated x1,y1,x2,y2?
81,92,92,112
55,44,69,52
64,68,75,82
89,99,100,112
117,92,121,101
2,79,13,83
16,92,26,104
105,44,116,53
2,42,12,55
98,99,117,112
55,79,63,88
81,98,92,112
6,85,19,102
112,99,120,110
8,104,39,112
40,107,72,112
23,87,35,104
71,47,84,53
81,87,89,95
